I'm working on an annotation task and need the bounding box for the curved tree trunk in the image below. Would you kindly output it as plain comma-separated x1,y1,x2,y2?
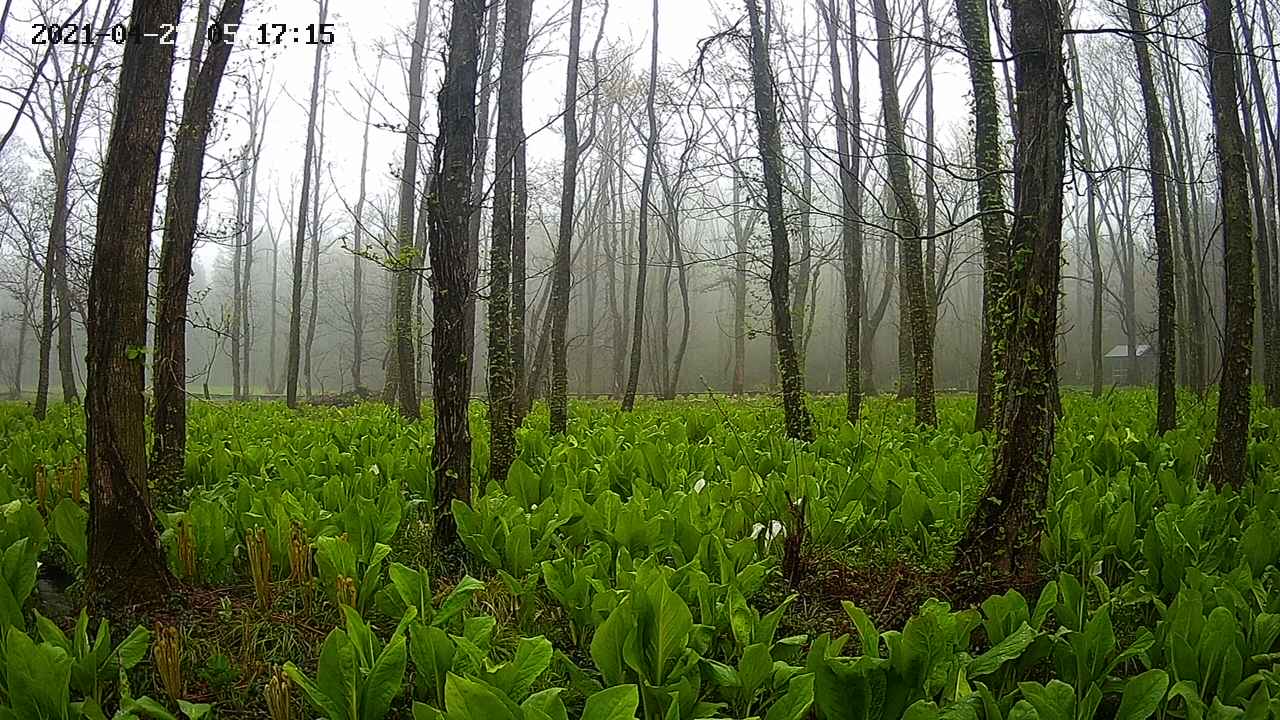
745,0,813,441
872,0,935,426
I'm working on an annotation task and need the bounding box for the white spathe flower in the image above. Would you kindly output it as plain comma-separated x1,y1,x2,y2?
693,479,707,493
750,520,786,546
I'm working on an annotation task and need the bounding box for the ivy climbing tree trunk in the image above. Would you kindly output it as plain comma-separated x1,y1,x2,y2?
86,0,183,612
954,0,1009,432
745,0,813,442
1202,0,1254,488
872,0,935,427
955,0,1067,582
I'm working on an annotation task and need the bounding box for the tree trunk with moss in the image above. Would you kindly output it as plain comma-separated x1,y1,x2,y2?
1202,0,1254,488
955,0,1067,581
954,0,1009,432
487,0,532,483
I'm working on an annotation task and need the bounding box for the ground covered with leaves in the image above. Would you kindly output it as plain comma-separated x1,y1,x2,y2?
1,391,1279,718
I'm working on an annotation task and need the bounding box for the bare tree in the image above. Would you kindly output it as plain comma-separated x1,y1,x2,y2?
285,0,329,409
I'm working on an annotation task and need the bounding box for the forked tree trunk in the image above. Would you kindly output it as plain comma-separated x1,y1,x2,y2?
745,0,813,441
86,0,184,612
430,0,485,543
1202,0,1254,488
1125,0,1177,433
872,0,935,426
956,0,1067,581
394,0,431,420
150,0,244,489
549,0,583,433
621,0,659,412
955,0,1009,431
487,0,532,483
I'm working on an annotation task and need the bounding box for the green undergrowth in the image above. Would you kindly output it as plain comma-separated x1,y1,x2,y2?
0,390,1277,718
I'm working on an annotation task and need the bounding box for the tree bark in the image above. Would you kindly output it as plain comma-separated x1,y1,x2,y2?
745,0,813,441
487,0,532,483
955,0,1009,431
394,0,432,420
150,0,244,488
304,76,327,401
621,0,659,412
429,0,485,543
286,0,328,409
732,176,748,396
87,0,185,612
351,66,377,391
1066,28,1103,397
956,0,1067,581
1202,0,1254,488
462,0,499,407
872,0,935,426
549,0,584,433
821,0,861,423
1125,0,1177,433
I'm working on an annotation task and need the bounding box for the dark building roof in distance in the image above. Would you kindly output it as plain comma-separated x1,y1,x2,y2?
1104,344,1153,358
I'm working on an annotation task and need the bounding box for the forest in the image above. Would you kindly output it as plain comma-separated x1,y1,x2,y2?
0,0,1278,716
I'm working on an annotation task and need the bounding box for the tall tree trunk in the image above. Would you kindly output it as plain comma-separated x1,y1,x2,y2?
1202,0,1254,488
1066,28,1103,397
394,0,432,420
286,0,328,409
1125,0,1176,432
956,0,1009,431
150,0,244,488
487,0,532,484
922,3,939,334
462,1,499,406
621,0,659,412
956,0,1066,581
429,0,485,543
1159,39,1206,395
351,65,378,391
512,142,529,418
745,0,813,441
822,0,861,423
549,0,584,433
304,78,327,401
86,0,185,612
872,0,936,426
732,177,748,396
270,231,279,393
231,171,244,400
